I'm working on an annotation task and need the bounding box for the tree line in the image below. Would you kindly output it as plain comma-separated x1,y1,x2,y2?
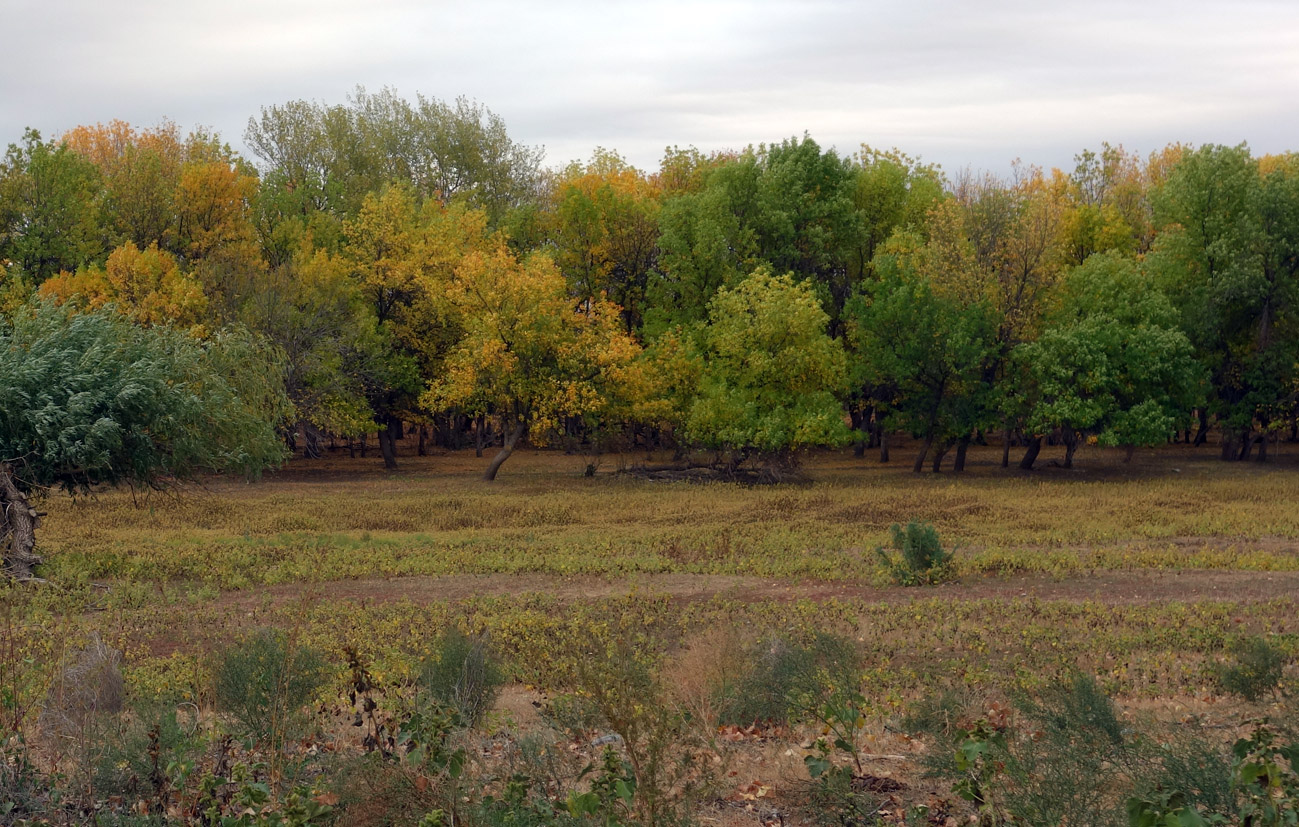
2,87,1297,486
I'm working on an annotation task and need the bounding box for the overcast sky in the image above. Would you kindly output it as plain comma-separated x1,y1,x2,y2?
5,0,1298,176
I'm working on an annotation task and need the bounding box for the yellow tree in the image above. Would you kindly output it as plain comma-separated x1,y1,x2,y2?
39,241,207,330
63,120,185,252
425,245,642,480
547,149,662,332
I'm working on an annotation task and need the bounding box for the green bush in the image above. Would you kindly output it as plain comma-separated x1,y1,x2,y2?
877,522,953,586
1216,635,1288,701
213,629,329,745
908,675,1139,827
716,632,862,727
418,628,503,728
91,703,205,807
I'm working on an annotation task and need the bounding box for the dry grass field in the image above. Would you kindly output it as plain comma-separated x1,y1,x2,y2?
11,440,1299,824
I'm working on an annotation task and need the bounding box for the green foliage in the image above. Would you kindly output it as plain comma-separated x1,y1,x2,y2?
0,301,289,495
213,630,328,746
647,136,863,335
846,259,997,467
718,632,862,727
1149,145,1299,447
417,628,503,729
877,522,953,586
684,269,851,456
1216,636,1289,701
0,128,104,284
1016,252,1202,458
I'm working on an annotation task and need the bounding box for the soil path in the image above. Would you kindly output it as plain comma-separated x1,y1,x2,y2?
211,568,1299,611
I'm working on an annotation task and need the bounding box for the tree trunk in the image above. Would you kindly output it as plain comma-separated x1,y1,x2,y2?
1123,444,1135,463
1061,425,1079,469
1001,428,1012,468
912,435,933,473
483,420,526,481
360,433,368,458
1193,409,1209,447
1019,436,1043,470
417,425,428,457
303,424,322,460
879,430,889,463
0,465,42,581
931,440,952,473
475,414,485,459
1237,429,1254,462
850,408,866,457
378,416,399,470
1256,433,1269,462
954,437,971,472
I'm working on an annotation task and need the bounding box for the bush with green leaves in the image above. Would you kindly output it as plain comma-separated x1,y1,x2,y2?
1216,635,1289,702
877,521,953,586
213,629,329,746
716,632,862,727
418,628,503,728
908,676,1144,826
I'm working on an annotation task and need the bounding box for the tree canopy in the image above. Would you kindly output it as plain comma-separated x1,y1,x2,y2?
0,302,289,578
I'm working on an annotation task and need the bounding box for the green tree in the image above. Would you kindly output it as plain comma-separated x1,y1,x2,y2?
0,302,289,579
1014,252,1203,468
647,136,863,336
245,87,543,225
685,270,850,467
1148,144,1299,459
846,249,997,473
0,129,104,284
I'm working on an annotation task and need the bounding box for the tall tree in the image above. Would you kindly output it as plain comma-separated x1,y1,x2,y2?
424,245,641,481
1149,144,1299,459
685,270,850,466
0,302,289,579
0,129,104,285
1014,252,1203,468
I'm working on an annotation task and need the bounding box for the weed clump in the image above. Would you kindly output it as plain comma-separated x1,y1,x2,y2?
213,628,329,745
877,521,953,585
716,632,862,727
1215,635,1289,701
418,627,503,728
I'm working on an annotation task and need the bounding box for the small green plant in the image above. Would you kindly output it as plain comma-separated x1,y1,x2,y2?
566,746,636,826
876,521,954,586
418,627,503,729
1231,722,1299,826
213,629,329,747
1216,636,1288,702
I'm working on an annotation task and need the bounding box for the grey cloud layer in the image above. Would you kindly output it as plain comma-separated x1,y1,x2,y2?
5,0,1297,174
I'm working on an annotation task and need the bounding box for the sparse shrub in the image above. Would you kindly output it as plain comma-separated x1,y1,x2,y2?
38,634,125,746
717,632,861,727
1216,635,1288,701
876,522,953,586
566,630,721,827
908,675,1140,827
213,629,329,746
1128,725,1235,823
91,703,205,811
418,627,503,728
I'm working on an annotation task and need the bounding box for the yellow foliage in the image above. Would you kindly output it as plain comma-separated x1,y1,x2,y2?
39,242,207,331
